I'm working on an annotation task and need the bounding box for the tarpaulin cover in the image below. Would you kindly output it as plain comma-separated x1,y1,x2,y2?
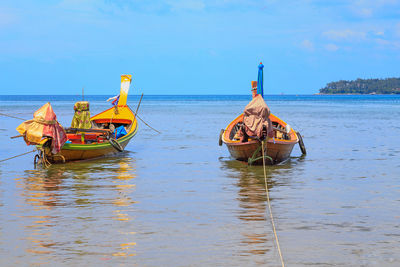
16,102,67,154
242,95,273,139
71,101,91,129
114,125,127,139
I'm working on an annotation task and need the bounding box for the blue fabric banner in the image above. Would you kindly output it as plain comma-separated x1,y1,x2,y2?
257,63,264,97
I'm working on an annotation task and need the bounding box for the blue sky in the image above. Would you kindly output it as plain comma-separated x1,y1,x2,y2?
1,0,400,95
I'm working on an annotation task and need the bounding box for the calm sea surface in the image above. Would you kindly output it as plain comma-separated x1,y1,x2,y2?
0,95,399,266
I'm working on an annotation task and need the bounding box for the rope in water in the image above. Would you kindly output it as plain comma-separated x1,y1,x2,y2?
0,149,37,163
0,112,26,121
136,114,161,134
261,140,285,267
131,94,161,134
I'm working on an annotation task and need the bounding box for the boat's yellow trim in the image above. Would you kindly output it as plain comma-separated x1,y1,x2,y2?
222,114,243,143
90,106,135,123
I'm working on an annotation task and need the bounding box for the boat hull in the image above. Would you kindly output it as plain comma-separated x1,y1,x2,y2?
225,139,296,165
48,126,137,163
222,114,298,165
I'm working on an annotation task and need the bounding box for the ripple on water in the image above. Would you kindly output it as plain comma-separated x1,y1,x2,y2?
1,96,400,265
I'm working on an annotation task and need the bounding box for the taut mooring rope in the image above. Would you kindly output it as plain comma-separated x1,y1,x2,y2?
131,94,161,134
0,112,26,121
0,149,37,163
134,93,144,117
261,140,285,267
136,114,161,134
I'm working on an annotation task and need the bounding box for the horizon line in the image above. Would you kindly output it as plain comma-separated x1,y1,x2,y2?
0,93,317,96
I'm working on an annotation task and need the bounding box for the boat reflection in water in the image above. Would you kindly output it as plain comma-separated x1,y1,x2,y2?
15,167,66,260
15,154,138,263
219,156,304,261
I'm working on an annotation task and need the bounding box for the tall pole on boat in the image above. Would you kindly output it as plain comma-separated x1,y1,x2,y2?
257,62,264,98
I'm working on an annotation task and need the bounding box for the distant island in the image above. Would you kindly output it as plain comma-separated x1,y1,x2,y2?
319,78,400,94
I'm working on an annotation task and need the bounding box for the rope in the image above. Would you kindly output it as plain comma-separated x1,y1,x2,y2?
261,140,285,267
136,114,161,134
40,149,52,168
131,94,160,134
33,148,52,168
134,93,144,117
0,149,37,163
0,112,27,121
33,118,56,125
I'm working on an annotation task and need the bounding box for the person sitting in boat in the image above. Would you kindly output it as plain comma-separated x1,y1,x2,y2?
102,122,115,132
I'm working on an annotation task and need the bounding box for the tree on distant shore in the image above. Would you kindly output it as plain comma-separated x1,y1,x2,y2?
319,78,400,94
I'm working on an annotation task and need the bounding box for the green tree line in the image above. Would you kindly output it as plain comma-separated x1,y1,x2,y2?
319,78,400,94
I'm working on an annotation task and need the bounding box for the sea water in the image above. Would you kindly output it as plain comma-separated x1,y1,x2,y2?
0,95,399,266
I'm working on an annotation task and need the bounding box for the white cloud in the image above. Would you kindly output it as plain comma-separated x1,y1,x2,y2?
300,39,314,51
357,7,372,17
0,8,18,28
325,43,339,51
350,0,400,17
322,29,366,41
167,0,205,11
58,0,107,12
375,38,400,49
395,23,400,38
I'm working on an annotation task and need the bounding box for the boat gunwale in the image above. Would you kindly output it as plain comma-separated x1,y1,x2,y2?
61,123,137,151
222,113,299,146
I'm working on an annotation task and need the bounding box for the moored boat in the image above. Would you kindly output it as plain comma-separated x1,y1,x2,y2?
16,74,138,165
219,63,305,165
46,75,138,163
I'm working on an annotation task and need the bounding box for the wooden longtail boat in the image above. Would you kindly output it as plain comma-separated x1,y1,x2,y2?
220,113,305,165
219,63,305,165
40,75,138,163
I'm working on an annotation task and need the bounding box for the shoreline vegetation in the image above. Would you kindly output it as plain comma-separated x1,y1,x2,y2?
318,78,400,95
